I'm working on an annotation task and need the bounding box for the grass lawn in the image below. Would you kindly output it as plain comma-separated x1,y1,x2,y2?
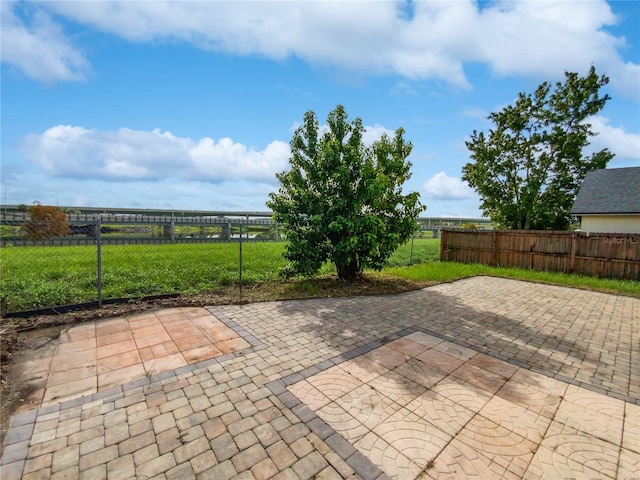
386,262,640,297
1,237,637,314
0,242,284,313
0,239,437,313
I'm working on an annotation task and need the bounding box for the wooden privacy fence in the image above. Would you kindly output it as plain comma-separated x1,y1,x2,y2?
440,229,640,280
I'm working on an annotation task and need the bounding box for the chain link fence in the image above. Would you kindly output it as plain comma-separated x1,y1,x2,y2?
1,210,440,316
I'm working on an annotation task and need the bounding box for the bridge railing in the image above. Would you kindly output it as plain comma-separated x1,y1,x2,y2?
0,213,278,247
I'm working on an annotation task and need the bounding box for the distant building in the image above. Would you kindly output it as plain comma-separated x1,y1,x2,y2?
571,166,640,233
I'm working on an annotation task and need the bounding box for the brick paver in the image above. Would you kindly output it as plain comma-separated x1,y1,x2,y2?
1,277,638,479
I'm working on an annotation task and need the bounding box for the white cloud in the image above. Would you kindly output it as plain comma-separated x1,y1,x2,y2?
18,122,401,184
362,125,397,146
0,0,88,82
472,1,620,75
461,108,488,119
608,62,640,101
391,82,418,96
588,116,640,161
423,172,476,200
3,1,637,98
20,126,290,183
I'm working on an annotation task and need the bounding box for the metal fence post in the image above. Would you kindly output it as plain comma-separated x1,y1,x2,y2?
238,223,243,299
95,215,103,307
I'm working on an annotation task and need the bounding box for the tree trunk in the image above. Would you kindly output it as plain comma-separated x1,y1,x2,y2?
335,258,362,282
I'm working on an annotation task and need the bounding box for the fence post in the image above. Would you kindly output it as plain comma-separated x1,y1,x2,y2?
492,230,498,266
238,223,243,300
569,232,577,273
95,216,103,308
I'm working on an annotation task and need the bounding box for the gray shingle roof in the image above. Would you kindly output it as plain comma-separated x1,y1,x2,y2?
571,166,640,214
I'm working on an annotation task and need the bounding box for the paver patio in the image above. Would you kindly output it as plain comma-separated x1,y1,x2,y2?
13,307,250,407
1,276,638,479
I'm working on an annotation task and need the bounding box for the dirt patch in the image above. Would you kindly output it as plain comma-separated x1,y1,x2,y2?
0,274,434,445
2,325,62,413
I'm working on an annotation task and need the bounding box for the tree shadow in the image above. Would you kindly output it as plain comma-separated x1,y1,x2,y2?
272,279,635,402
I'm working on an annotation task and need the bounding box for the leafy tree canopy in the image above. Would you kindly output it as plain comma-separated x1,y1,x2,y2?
462,67,614,230
21,204,71,240
267,105,425,282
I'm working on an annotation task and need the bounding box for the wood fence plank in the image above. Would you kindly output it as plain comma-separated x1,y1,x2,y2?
440,229,640,280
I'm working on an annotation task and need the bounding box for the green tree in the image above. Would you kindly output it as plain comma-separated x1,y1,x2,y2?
267,105,425,282
462,67,614,230
21,204,71,240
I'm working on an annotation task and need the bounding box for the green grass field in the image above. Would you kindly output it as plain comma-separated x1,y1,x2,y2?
0,239,439,313
2,237,637,314
387,262,640,297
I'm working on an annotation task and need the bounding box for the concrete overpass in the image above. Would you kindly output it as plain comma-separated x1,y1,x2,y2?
1,205,490,226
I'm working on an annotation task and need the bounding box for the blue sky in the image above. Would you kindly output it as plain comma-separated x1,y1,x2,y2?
2,0,639,217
